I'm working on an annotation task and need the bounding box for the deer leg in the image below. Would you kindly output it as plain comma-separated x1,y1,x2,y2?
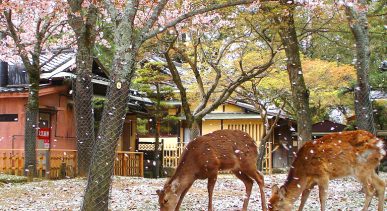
318,181,328,211
175,182,193,211
246,170,267,211
357,175,374,211
370,173,386,211
298,184,315,211
233,171,254,211
207,174,218,211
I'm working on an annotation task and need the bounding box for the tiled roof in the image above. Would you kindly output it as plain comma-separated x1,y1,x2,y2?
1,52,153,106
203,113,262,120
0,86,27,93
144,55,186,77
40,52,75,73
229,101,289,119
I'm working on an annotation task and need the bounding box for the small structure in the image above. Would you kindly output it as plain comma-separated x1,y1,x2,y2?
0,52,151,178
311,120,347,138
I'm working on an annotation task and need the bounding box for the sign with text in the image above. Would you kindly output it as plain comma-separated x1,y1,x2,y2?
37,128,50,142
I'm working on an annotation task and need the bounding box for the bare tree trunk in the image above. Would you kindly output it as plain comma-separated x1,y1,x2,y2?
81,53,135,211
68,1,98,177
154,118,161,178
24,68,40,176
73,50,95,177
276,2,312,148
189,120,201,141
345,1,376,134
257,108,269,171
257,105,283,171
154,84,161,178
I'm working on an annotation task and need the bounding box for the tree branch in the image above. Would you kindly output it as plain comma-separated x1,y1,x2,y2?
141,0,169,36
164,41,193,125
144,0,257,39
4,9,31,67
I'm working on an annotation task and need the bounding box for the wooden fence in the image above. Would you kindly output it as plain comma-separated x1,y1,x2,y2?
162,143,185,168
262,141,273,174
114,151,144,177
0,149,144,179
161,141,273,174
0,149,77,179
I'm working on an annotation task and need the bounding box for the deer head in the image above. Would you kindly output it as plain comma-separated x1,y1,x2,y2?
268,184,291,211
156,182,180,211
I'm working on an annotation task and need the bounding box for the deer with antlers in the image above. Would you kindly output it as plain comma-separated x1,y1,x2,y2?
269,130,386,211
156,129,267,211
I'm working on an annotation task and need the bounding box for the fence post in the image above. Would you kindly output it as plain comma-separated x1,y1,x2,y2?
160,139,164,176
139,153,144,177
123,153,127,176
2,153,6,174
27,165,34,182
59,162,66,179
45,150,50,178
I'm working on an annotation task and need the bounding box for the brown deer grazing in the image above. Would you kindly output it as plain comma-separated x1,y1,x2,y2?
269,130,386,211
156,129,267,211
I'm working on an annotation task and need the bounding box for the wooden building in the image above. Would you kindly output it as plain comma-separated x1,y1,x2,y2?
0,52,151,177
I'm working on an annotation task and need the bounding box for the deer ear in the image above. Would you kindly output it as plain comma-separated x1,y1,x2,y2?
279,186,287,198
271,184,280,194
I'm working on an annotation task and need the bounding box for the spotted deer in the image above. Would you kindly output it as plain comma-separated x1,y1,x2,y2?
156,129,267,211
269,130,386,211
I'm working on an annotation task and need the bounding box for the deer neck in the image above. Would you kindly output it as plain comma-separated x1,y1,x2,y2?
282,174,308,206
167,165,196,195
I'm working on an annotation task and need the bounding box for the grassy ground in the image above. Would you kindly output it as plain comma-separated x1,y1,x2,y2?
0,174,27,184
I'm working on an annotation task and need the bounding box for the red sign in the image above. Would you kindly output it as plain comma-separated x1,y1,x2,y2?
37,128,50,143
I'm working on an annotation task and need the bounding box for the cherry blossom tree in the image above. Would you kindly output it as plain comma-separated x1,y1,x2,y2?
81,1,258,210
0,0,74,176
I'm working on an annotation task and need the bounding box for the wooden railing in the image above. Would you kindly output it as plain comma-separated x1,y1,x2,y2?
263,141,273,174
114,151,144,177
0,149,144,179
162,143,185,168
0,149,77,179
161,141,273,174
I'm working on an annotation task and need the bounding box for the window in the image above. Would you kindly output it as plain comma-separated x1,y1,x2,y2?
0,114,18,122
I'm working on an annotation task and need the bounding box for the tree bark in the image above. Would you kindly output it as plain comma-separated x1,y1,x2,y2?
68,1,98,177
154,118,161,178
73,50,95,177
24,68,40,176
154,84,161,178
275,2,312,148
345,2,376,134
81,54,135,211
257,105,283,171
189,119,201,141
